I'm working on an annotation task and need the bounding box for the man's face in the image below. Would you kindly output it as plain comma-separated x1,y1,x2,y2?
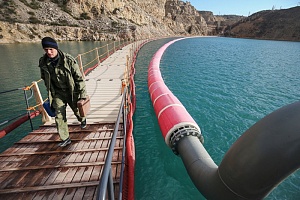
44,48,58,58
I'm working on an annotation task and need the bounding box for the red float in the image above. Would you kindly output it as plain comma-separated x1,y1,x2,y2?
147,38,201,148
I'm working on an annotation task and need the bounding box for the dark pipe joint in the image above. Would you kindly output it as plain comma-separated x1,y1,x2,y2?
169,124,204,155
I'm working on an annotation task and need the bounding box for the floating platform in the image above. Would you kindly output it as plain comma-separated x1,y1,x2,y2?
0,124,123,199
0,41,142,199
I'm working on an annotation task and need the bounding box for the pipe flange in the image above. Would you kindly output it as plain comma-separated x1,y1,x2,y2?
169,125,204,155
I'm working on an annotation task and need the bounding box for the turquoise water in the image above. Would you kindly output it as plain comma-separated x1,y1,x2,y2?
134,37,300,199
0,38,300,199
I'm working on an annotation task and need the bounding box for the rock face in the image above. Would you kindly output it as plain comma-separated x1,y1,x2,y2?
0,0,211,43
199,11,244,35
164,1,207,35
1,1,297,43
223,6,300,41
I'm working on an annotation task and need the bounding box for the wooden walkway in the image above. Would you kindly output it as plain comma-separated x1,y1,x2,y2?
0,42,137,199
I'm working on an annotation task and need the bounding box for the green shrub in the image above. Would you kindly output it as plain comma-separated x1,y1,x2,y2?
5,16,17,23
29,0,40,9
28,11,35,15
80,12,91,20
0,0,16,14
29,16,40,24
50,22,60,26
7,7,16,14
29,34,35,39
20,0,40,9
112,21,118,27
60,20,69,26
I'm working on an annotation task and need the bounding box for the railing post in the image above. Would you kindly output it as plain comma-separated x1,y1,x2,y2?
77,54,85,78
126,55,130,85
130,47,133,63
118,95,127,200
113,41,116,52
96,88,127,200
132,43,135,58
107,170,115,199
23,89,34,130
32,81,52,123
96,48,100,63
106,44,109,57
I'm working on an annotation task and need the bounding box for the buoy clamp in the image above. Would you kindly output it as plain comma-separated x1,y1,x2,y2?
169,124,204,155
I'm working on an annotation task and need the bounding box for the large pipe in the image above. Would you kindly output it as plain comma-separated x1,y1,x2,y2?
148,38,300,199
178,101,300,199
218,100,300,199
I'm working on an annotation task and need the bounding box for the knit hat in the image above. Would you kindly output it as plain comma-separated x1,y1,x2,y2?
41,37,58,50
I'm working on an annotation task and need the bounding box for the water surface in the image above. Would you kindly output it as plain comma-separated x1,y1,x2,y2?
134,37,300,199
0,37,299,199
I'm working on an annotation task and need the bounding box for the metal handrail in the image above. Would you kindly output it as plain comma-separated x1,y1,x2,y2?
0,87,34,129
76,39,131,74
96,87,128,200
118,92,128,200
23,88,34,130
0,112,28,127
0,88,21,94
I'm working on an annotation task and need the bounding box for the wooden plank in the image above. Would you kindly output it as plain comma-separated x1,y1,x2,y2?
13,136,123,144
41,140,82,189
82,166,94,182
0,181,100,194
81,135,96,164
15,155,51,187
38,123,115,128
82,186,97,200
0,191,36,200
0,161,122,172
18,130,85,135
0,147,123,157
63,187,77,200
86,131,107,200
33,190,55,200
0,152,54,189
29,169,54,187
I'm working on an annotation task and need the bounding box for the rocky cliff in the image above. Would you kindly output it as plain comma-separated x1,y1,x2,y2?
4,1,296,43
223,6,300,41
199,11,244,35
0,0,214,43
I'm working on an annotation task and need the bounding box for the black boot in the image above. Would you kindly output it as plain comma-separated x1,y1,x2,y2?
58,138,71,147
81,119,87,129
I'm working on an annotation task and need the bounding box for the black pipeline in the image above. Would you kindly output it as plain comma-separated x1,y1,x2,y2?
176,100,300,199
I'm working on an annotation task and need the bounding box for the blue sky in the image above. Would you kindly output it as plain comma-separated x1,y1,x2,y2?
188,0,299,16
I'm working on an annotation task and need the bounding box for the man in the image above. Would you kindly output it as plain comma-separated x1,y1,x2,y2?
39,37,87,147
